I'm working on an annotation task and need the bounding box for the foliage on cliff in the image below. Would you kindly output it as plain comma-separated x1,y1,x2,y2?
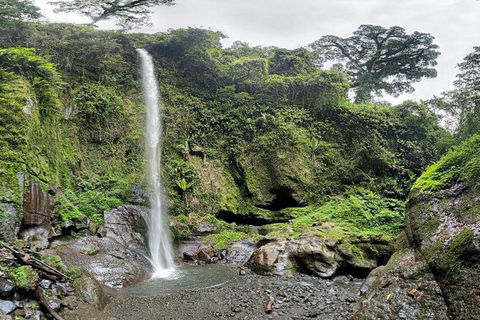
0,19,449,241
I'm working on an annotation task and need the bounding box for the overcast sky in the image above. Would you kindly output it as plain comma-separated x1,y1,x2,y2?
35,0,480,103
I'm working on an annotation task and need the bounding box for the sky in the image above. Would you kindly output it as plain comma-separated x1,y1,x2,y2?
34,0,480,103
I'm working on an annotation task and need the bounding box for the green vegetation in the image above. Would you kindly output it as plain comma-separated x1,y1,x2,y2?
0,3,453,249
412,133,480,193
9,265,39,290
261,188,404,242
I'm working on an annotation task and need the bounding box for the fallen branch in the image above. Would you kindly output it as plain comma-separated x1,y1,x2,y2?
36,286,65,320
1,242,73,281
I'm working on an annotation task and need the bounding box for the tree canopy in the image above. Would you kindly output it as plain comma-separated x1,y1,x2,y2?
49,0,175,29
0,0,42,21
311,25,440,103
433,47,480,140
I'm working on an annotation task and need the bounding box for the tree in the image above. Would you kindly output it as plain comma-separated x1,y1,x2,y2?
311,25,440,103
434,47,480,140
0,0,42,21
49,0,175,29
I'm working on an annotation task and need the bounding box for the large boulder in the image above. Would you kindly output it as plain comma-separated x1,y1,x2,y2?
56,205,152,288
248,236,392,277
353,134,480,319
178,237,256,265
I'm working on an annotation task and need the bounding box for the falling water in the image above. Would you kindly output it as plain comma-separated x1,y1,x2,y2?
137,48,176,278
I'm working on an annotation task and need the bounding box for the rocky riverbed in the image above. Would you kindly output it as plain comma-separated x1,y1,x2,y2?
106,267,363,320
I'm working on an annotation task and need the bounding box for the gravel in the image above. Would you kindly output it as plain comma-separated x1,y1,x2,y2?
106,268,363,320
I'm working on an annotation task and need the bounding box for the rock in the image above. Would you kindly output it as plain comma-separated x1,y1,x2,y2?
177,237,256,265
0,300,16,315
0,202,18,242
359,266,384,295
196,223,219,234
73,275,109,308
56,205,152,288
17,181,55,249
38,279,52,290
128,185,149,206
248,237,385,278
48,298,62,311
0,279,15,299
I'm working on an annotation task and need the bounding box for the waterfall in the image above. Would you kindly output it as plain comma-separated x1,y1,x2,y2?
137,48,176,278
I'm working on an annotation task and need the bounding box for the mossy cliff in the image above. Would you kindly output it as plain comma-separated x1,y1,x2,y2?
353,133,480,319
0,23,449,282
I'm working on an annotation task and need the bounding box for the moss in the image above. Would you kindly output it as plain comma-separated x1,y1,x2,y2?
10,266,39,290
420,218,441,238
412,133,480,194
443,229,475,268
204,231,248,249
424,237,446,264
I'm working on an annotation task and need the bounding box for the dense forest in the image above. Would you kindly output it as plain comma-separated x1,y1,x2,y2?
1,0,479,319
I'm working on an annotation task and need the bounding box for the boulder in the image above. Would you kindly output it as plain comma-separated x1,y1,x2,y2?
353,135,480,319
0,279,14,299
177,237,256,265
0,300,16,316
56,205,152,288
248,236,390,278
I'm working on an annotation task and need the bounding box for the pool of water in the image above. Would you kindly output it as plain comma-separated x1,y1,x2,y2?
119,264,238,298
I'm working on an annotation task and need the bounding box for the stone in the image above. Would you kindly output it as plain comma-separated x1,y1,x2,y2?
55,205,152,288
359,266,384,295
0,279,14,299
39,279,52,289
48,298,62,311
0,300,16,315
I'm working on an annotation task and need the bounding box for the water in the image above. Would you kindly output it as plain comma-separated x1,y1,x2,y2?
120,265,237,298
137,48,176,278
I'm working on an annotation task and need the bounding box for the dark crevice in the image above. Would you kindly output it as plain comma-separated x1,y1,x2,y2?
216,210,271,226
227,156,252,197
335,265,371,279
256,187,305,211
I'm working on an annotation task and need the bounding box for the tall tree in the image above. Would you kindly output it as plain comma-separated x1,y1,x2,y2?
49,0,175,29
0,0,42,21
311,25,440,103
434,47,480,140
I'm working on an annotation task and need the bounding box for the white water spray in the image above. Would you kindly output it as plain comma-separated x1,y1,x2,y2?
137,48,176,279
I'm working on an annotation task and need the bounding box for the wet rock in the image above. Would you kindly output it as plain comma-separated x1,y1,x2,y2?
39,279,52,290
56,205,152,288
18,181,55,250
0,300,16,315
177,238,256,265
0,279,15,299
48,298,62,311
73,275,109,308
128,185,149,206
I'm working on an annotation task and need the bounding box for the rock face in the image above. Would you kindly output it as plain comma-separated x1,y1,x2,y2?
353,135,480,319
178,237,257,265
0,202,18,242
248,237,392,278
17,181,55,249
56,205,152,288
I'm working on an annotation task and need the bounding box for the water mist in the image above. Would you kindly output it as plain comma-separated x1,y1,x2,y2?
137,48,176,278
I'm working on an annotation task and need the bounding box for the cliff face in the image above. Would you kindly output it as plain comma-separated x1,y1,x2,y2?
353,134,480,319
